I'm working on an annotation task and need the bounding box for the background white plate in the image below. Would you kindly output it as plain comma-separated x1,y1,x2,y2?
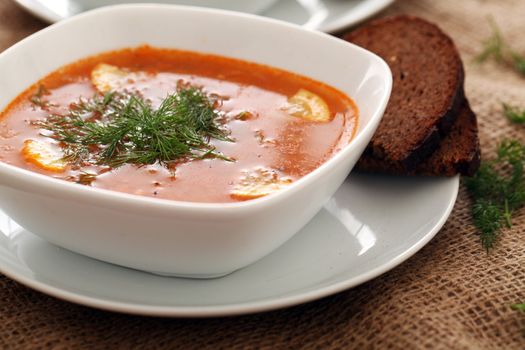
0,173,458,317
13,0,394,32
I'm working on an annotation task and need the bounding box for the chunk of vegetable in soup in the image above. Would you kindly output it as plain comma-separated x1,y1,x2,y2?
0,46,358,203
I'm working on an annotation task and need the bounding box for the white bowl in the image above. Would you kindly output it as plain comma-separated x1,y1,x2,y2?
0,4,391,277
77,0,278,14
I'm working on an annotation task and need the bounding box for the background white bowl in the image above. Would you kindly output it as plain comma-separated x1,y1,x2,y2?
77,0,278,14
0,4,391,277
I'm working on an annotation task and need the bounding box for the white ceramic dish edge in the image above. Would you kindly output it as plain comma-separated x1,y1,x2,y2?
319,0,394,33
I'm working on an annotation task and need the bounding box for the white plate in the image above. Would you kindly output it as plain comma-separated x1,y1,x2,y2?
0,173,458,317
13,0,394,32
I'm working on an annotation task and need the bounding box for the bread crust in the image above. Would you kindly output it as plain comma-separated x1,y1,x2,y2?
416,100,480,176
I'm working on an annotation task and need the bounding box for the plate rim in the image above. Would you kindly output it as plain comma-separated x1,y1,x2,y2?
13,0,395,33
13,0,63,23
0,175,459,317
319,0,394,32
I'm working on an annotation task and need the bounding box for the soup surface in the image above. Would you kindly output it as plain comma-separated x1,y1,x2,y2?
0,46,358,203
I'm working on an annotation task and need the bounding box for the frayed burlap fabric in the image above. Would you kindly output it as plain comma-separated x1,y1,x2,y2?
0,0,524,348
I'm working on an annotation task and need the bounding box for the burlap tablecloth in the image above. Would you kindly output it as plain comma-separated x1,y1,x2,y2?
1,0,524,348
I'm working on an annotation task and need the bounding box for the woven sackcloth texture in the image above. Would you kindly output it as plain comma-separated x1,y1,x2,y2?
1,0,525,348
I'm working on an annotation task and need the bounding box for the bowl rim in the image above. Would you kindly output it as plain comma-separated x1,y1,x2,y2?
0,3,392,212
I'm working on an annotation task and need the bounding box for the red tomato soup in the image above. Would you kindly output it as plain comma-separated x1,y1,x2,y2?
0,46,358,203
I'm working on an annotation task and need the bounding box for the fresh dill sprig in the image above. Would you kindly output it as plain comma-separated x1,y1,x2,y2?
36,87,233,168
476,18,525,77
475,18,505,64
511,52,525,75
512,303,525,312
465,139,525,251
503,103,525,123
29,84,56,110
76,172,98,185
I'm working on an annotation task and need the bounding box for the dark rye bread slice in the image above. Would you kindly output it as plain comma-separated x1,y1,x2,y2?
417,100,480,176
343,16,465,173
355,100,480,176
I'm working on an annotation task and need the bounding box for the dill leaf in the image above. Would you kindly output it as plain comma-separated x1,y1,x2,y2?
475,18,505,63
36,87,233,168
512,303,525,312
503,103,525,124
476,19,525,77
77,172,98,186
465,139,525,251
511,51,525,75
471,200,502,251
29,84,56,110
